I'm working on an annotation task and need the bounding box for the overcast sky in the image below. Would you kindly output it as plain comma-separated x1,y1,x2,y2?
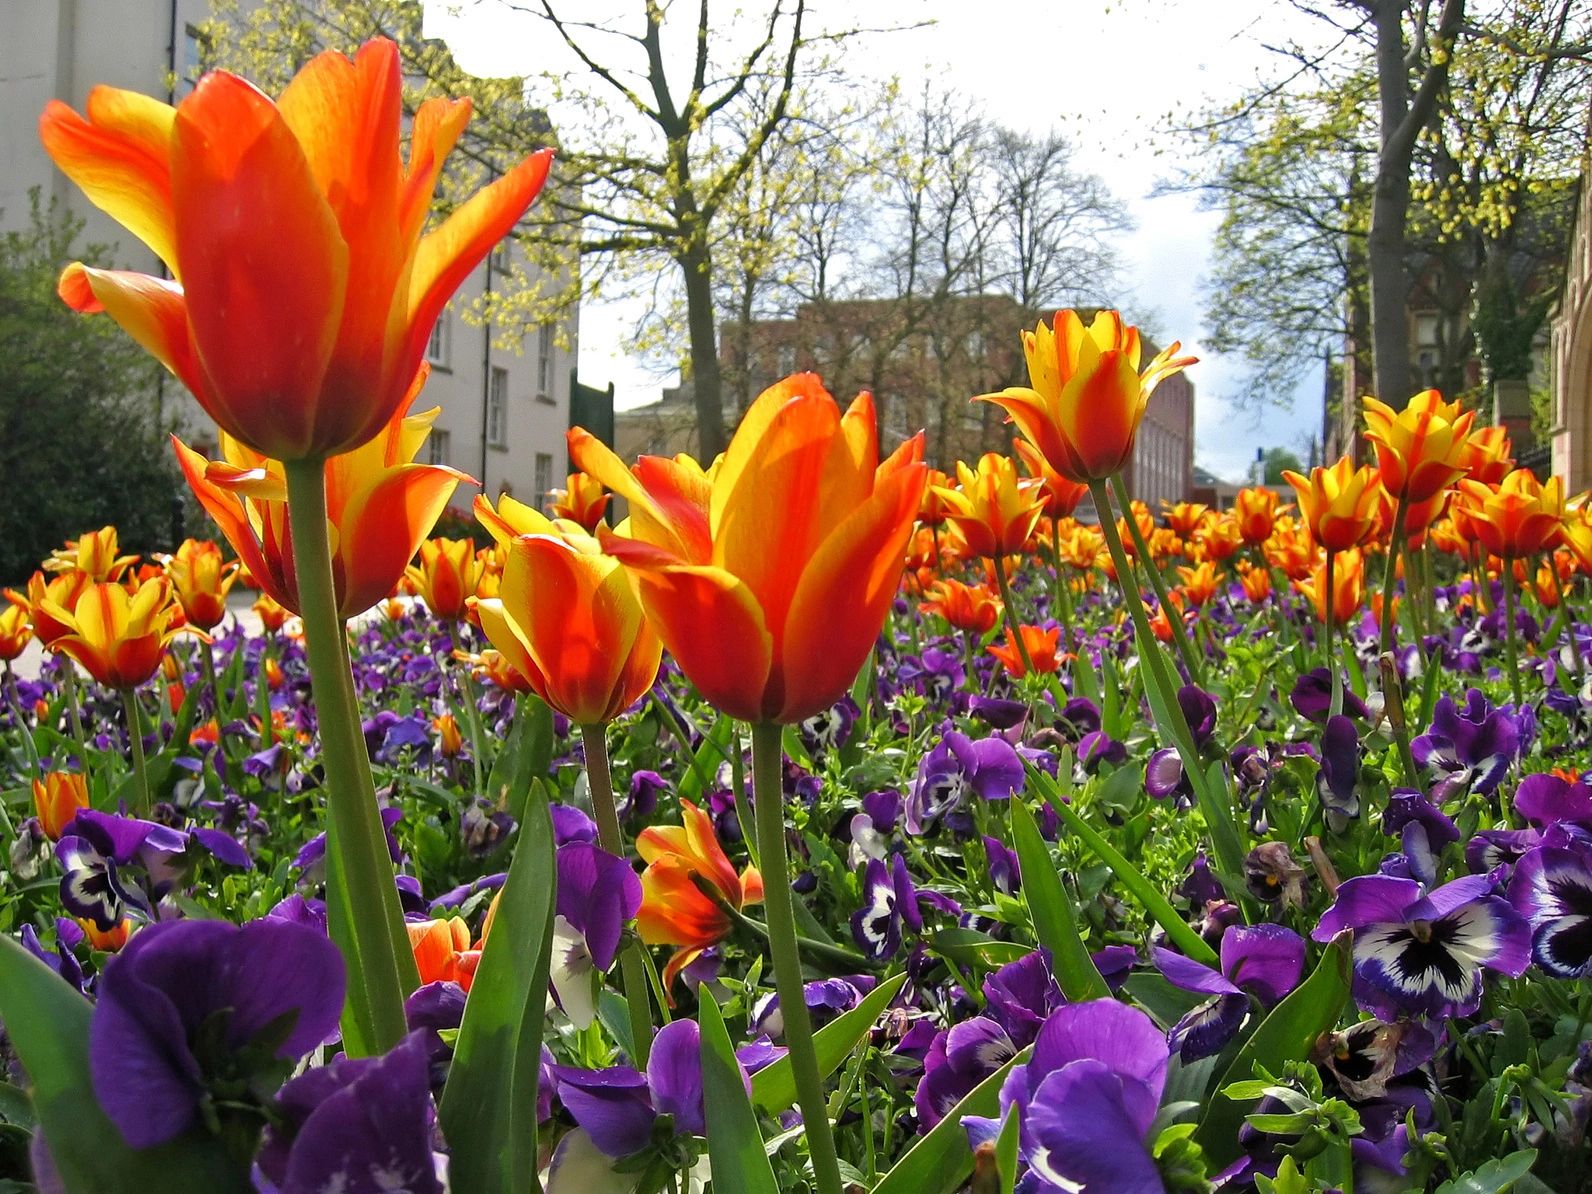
422,0,1334,481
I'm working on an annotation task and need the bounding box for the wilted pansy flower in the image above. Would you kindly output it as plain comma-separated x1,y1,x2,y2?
1314,874,1530,1019
89,918,343,1149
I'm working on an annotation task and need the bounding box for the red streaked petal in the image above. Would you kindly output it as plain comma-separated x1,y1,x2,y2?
628,564,772,724
57,265,205,398
336,463,465,617
172,70,349,459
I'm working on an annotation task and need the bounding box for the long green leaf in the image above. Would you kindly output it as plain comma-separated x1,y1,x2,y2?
438,783,557,1194
679,715,736,804
1195,933,1353,1165
751,972,907,1112
0,935,248,1193
698,994,779,1194
871,1047,1029,1194
1031,768,1219,967
1008,798,1109,1001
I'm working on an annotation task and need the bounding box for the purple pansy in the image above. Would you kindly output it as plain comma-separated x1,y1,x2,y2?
1411,688,1522,801
964,999,1170,1192
1382,789,1459,886
1514,772,1592,829
1290,668,1369,723
550,842,643,1029
1152,924,1305,1060
1507,843,1592,978
1145,686,1218,804
89,918,344,1149
1316,715,1362,831
751,977,868,1039
851,854,923,961
982,950,1065,1049
1313,874,1531,1019
255,1030,441,1194
916,1017,1019,1130
56,810,243,929
905,731,1024,835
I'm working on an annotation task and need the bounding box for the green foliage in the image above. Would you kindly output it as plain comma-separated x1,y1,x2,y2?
1262,447,1305,484
0,195,181,584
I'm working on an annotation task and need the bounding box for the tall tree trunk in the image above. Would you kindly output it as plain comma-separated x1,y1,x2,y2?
681,241,727,459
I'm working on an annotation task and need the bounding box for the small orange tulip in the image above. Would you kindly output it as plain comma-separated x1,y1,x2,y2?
572,375,927,725
921,578,1002,635
33,772,89,840
1239,564,1272,603
1296,548,1365,627
1057,525,1105,571
548,472,610,532
918,468,956,527
44,526,138,583
1194,514,1244,563
407,916,480,992
253,592,291,633
988,624,1062,677
42,578,191,690
1460,425,1514,486
1232,487,1283,546
1177,561,1221,607
433,713,464,757
934,454,1047,559
43,37,553,461
0,603,33,661
637,800,763,993
977,310,1195,483
405,537,483,622
1282,458,1382,552
1163,501,1209,539
1265,521,1318,583
174,366,469,620
159,538,239,632
1115,501,1157,560
1361,389,1475,504
455,646,538,695
1457,470,1567,559
475,517,662,727
80,919,132,952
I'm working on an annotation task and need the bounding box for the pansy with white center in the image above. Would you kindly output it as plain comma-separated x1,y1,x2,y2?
1508,844,1592,979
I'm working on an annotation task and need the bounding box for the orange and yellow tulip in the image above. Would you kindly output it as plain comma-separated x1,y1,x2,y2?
474,517,662,727
433,713,464,758
43,526,137,583
637,800,763,993
1282,458,1382,552
8,571,91,649
977,309,1195,483
405,537,483,622
407,916,480,992
174,366,469,620
159,538,240,632
1233,487,1283,546
1457,470,1567,559
42,38,553,462
1177,562,1221,607
934,453,1047,559
0,604,33,662
1238,564,1272,603
920,578,1002,635
1163,501,1209,539
1015,438,1090,519
42,577,191,690
1296,548,1365,627
252,592,292,634
988,624,1062,677
571,374,927,725
918,468,955,527
1361,390,1475,504
33,772,89,840
1460,425,1514,486
548,471,610,532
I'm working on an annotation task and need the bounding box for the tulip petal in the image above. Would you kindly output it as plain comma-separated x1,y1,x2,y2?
39,89,178,272
337,463,467,616
626,564,772,724
172,436,294,612
58,265,205,397
402,97,472,244
406,147,552,361
475,597,551,698
172,70,350,459
975,387,1074,480
777,455,926,722
1056,349,1145,480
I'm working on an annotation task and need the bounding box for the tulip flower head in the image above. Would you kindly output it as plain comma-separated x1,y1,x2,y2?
1457,470,1567,560
917,467,956,527
934,454,1047,559
1361,389,1476,505
1163,501,1209,539
637,800,764,993
1232,487,1283,546
548,471,611,532
173,366,470,620
920,578,1002,635
1013,438,1090,518
42,37,553,461
158,538,239,632
988,624,1062,677
1460,424,1515,486
474,515,662,726
405,537,483,622
572,374,927,725
977,309,1196,483
43,577,192,690
44,526,137,583
1295,547,1365,627
0,603,33,662
407,916,480,992
1282,458,1382,552
33,772,90,840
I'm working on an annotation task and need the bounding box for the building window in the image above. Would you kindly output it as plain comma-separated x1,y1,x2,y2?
427,428,450,467
777,345,797,375
488,366,509,447
427,314,450,368
537,323,554,398
1414,311,1440,349
534,452,554,507
492,239,511,273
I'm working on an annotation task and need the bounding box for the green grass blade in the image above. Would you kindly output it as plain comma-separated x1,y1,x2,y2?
1008,798,1109,1001
697,995,779,1194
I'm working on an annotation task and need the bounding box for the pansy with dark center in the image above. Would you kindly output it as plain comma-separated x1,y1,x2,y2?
905,730,1023,835
1508,843,1592,978
56,809,246,929
1316,714,1362,832
1411,688,1523,802
851,853,923,961
1153,923,1306,1060
1313,873,1530,1019
550,841,643,1028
